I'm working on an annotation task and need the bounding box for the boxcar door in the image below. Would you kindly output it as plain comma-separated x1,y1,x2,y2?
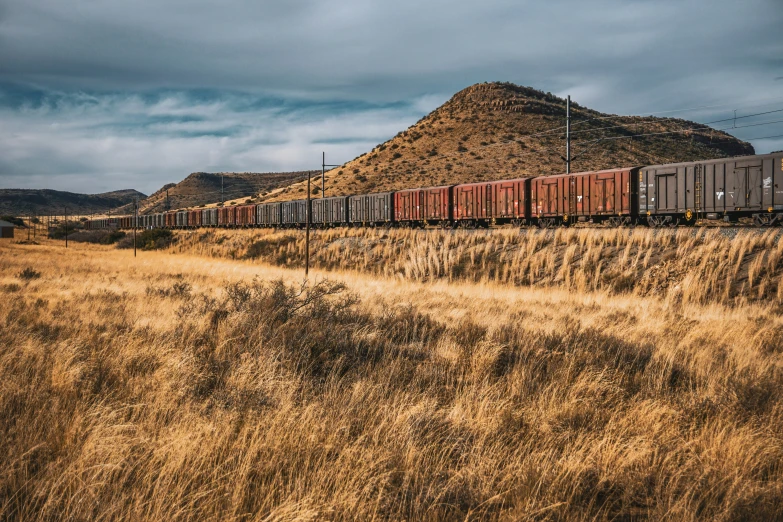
485,184,492,219
656,174,677,212
747,164,763,209
546,182,558,215
568,178,576,216
604,179,615,213
732,167,747,208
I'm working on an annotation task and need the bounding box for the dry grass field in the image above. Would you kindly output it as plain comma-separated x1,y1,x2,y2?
2,234,783,521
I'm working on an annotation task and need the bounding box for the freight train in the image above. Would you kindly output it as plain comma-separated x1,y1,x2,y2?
86,152,783,231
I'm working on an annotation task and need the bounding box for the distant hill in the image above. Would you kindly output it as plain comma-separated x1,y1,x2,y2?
117,171,317,215
0,188,146,217
267,82,754,201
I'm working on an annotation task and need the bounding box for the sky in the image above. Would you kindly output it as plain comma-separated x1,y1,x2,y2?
1,0,782,195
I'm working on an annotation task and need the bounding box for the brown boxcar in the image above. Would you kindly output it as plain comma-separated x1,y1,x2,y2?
188,209,202,228
532,167,640,226
165,212,176,228
236,204,256,226
218,206,237,227
640,152,783,226
453,178,530,226
394,186,452,225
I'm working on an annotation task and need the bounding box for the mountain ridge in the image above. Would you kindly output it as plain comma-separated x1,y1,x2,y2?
266,82,754,201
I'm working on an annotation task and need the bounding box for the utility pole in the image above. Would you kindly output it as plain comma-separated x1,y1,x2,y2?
321,152,341,198
27,215,31,241
64,207,68,248
133,198,138,258
566,95,571,174
305,170,311,277
221,175,224,205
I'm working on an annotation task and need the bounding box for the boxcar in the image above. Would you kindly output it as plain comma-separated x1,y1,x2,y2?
311,196,349,226
236,204,257,227
349,192,394,225
453,178,531,227
188,209,202,228
165,212,176,228
394,186,452,226
218,207,236,227
257,202,282,227
175,211,188,228
202,208,216,227
532,167,640,227
282,200,308,227
641,152,783,226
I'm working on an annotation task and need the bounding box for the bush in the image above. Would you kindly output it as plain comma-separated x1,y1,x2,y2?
67,230,126,245
116,229,173,250
18,267,41,280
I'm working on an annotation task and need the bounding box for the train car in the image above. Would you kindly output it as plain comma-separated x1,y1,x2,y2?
218,206,237,227
175,211,188,228
311,196,349,227
236,204,257,227
165,212,176,228
641,152,783,227
201,208,216,227
188,209,202,228
394,185,452,226
453,178,531,227
154,213,163,228
257,202,282,227
282,200,309,228
349,192,394,226
532,167,640,227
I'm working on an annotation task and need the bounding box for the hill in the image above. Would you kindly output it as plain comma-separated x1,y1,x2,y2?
117,171,317,215
0,188,146,217
267,82,754,201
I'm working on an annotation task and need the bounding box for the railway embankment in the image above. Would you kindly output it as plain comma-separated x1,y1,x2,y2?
166,227,783,307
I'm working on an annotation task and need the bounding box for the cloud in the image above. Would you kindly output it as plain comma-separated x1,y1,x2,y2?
0,0,782,192
0,89,429,193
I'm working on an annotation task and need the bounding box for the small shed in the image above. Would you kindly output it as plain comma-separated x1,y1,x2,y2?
0,220,15,239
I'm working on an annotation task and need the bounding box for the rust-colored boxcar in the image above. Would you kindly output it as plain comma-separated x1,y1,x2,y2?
532,167,640,226
164,212,176,228
311,196,349,226
218,206,237,227
394,186,452,224
188,210,202,228
235,204,256,226
349,192,393,225
453,178,530,226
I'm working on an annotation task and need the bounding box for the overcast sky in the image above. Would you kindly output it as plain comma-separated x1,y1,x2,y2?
1,0,782,194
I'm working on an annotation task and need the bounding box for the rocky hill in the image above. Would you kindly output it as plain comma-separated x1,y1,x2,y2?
267,82,754,201
116,171,317,215
0,188,146,217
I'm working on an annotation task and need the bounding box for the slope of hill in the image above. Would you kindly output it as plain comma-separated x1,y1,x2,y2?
268,82,754,201
118,171,317,215
0,188,146,216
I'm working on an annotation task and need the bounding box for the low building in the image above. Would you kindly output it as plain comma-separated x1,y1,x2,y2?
0,220,15,239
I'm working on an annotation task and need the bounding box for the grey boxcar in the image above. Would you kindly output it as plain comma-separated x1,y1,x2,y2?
349,192,394,225
311,196,349,226
281,200,309,227
257,202,282,227
640,152,783,226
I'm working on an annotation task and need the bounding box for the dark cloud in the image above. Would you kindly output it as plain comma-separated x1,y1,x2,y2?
0,0,782,192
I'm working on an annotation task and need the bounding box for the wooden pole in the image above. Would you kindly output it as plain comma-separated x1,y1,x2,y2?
305,171,311,277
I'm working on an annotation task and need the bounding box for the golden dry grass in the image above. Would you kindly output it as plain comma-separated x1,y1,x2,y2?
170,227,783,307
2,237,783,521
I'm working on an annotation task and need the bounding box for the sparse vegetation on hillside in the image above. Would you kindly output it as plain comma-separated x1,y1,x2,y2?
268,82,753,202
1,239,782,520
